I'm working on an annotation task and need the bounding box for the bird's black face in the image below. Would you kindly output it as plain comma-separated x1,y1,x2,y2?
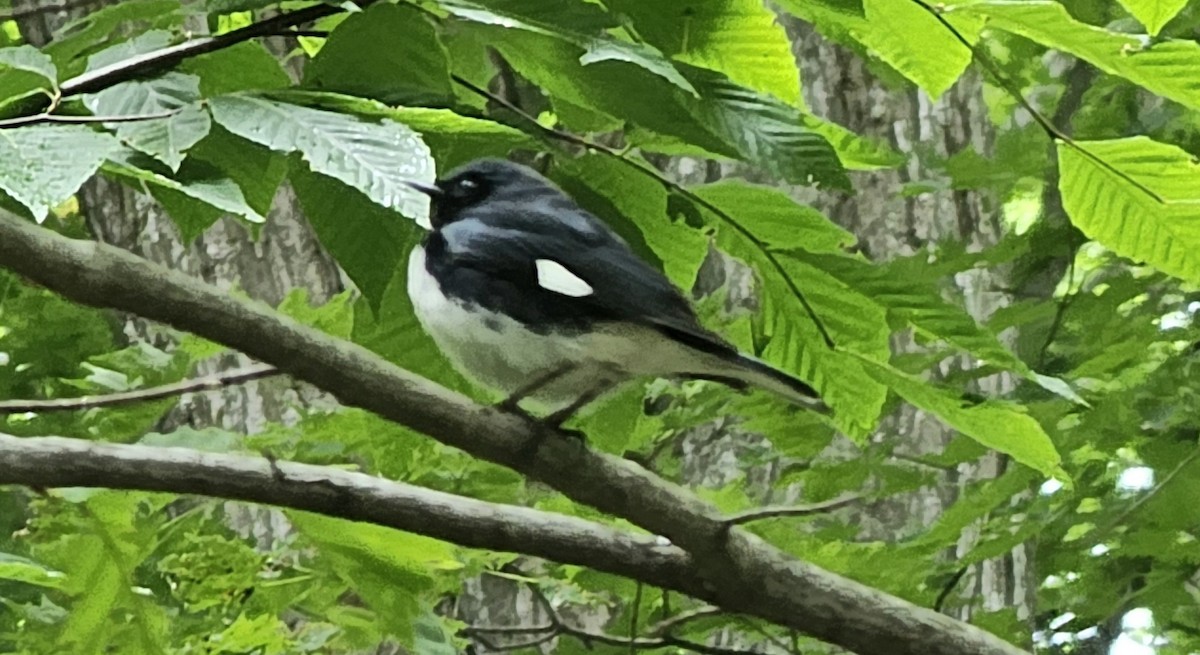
407,159,553,230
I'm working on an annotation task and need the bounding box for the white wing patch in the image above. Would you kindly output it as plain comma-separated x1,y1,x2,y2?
535,259,593,297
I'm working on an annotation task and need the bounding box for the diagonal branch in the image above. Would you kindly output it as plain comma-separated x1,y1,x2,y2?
0,364,279,414
0,433,697,594
57,1,377,99
0,211,1028,655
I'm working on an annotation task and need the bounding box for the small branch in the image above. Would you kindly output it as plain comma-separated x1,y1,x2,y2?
645,606,722,637
724,494,863,526
449,73,837,349
0,364,279,415
1037,231,1078,368
58,1,378,99
933,566,970,613
0,109,184,130
909,0,1164,205
466,598,753,655
0,433,697,594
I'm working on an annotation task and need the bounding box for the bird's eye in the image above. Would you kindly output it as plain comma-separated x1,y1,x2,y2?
458,178,479,192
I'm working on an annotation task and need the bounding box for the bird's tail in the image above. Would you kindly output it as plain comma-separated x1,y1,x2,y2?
697,354,829,414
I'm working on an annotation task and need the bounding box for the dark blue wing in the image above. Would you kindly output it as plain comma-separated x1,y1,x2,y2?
424,199,737,359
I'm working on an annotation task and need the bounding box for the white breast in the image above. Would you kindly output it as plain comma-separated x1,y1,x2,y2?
407,247,616,409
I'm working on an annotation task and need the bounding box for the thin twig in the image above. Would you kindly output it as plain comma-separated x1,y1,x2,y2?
0,364,280,414
933,566,970,612
1093,446,1200,543
58,1,377,99
909,0,1164,204
1037,231,1078,368
0,108,183,129
630,581,643,655
449,73,837,349
724,494,862,526
645,606,722,637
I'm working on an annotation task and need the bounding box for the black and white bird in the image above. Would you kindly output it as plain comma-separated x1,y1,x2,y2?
405,159,829,425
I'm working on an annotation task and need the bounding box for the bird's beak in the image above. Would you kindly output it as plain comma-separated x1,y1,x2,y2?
405,180,443,197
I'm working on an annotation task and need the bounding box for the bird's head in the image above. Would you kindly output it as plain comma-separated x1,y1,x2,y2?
407,159,556,230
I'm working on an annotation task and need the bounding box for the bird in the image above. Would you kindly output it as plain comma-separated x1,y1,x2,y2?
404,158,829,427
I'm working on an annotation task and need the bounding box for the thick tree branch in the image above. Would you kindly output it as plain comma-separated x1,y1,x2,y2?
0,364,279,414
0,433,696,594
0,213,1028,655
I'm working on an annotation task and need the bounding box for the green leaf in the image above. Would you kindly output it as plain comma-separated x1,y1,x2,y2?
1057,137,1200,285
854,354,1066,480
954,1,1200,110
1115,0,1187,35
306,3,453,105
179,41,290,96
442,0,698,95
0,552,66,589
210,94,435,216
290,512,457,644
187,125,288,217
803,114,905,170
693,182,857,253
206,0,279,10
0,45,57,87
292,165,418,313
606,0,802,104
0,125,118,222
255,90,535,171
47,2,181,67
277,288,356,339
84,72,210,171
103,150,266,240
692,184,889,434
682,66,850,189
777,0,982,98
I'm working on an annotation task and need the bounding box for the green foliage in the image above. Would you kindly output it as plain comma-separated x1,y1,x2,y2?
2,0,1200,652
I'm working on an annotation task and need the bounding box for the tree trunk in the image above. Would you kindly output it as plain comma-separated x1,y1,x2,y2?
790,21,1035,626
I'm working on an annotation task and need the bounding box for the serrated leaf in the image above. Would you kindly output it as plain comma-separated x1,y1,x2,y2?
442,0,697,95
803,114,905,170
0,125,118,222
257,90,534,171
954,1,1200,110
187,125,287,217
693,182,857,253
0,45,56,87
1057,137,1200,285
678,65,850,189
606,0,801,104
855,353,1066,479
84,72,210,171
692,186,888,434
47,2,181,66
778,0,982,97
1115,0,1187,35
209,94,434,216
307,3,453,105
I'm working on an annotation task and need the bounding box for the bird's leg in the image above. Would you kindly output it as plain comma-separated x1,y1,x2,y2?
495,363,576,413
542,376,618,431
